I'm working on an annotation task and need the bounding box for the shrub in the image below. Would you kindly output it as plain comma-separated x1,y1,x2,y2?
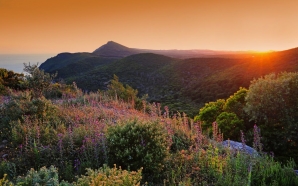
216,112,243,140
0,161,16,181
194,99,225,130
250,156,298,186
170,130,192,153
0,174,13,186
23,63,57,98
106,119,168,183
0,91,59,140
245,72,298,162
223,87,248,118
107,75,138,104
16,166,59,185
0,68,25,94
75,164,142,186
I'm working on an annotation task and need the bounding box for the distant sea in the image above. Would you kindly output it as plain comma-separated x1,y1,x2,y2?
0,54,55,73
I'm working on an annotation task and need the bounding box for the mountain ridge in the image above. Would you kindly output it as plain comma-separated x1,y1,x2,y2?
92,41,263,59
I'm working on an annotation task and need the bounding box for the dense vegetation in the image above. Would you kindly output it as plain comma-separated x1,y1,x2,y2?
195,72,298,163
0,68,25,94
0,65,298,185
40,46,298,117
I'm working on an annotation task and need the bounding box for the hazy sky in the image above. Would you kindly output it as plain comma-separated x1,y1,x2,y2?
1,0,298,54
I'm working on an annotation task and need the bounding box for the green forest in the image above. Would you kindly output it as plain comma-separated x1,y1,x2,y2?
0,63,298,185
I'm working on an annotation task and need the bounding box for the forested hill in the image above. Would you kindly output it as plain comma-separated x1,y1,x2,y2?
39,43,298,116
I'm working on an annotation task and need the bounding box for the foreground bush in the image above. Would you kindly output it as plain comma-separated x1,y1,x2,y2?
0,91,59,141
245,72,298,162
16,166,59,185
9,165,142,186
76,164,142,186
107,119,168,183
163,146,298,186
0,174,13,186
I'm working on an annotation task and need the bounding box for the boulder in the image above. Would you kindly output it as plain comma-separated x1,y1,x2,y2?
222,140,258,155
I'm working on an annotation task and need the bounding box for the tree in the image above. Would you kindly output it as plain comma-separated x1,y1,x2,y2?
23,63,57,98
224,87,248,118
194,99,225,130
0,68,24,94
216,112,243,140
107,74,138,103
245,72,298,161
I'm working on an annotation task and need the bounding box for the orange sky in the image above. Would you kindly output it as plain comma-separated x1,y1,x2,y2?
1,0,298,54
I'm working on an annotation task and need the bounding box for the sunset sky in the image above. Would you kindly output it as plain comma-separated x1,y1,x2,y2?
1,0,298,54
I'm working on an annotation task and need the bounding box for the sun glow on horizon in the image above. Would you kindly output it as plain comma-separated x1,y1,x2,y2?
0,0,298,54
251,50,275,54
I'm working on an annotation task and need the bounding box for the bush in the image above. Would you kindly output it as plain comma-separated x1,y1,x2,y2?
170,130,192,153
250,157,298,186
194,99,225,130
106,119,168,183
0,174,13,186
107,75,138,103
23,63,57,98
16,166,59,185
216,112,243,140
0,161,16,181
245,72,298,162
75,164,142,186
0,91,59,140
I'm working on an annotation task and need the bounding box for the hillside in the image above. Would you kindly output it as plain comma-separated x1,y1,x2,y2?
40,43,298,116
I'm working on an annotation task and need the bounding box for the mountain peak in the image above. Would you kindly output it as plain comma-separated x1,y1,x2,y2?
93,41,138,58
105,41,123,46
106,40,119,45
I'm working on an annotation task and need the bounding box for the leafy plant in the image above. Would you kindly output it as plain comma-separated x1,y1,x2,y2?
224,88,248,116
107,74,138,103
245,72,298,162
106,119,168,183
0,174,13,186
16,166,59,186
170,130,193,153
194,99,225,136
0,161,16,181
1,91,59,141
216,112,243,140
75,164,143,186
23,63,57,98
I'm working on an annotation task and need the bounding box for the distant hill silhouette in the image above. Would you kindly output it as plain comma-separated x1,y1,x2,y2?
92,41,252,59
40,42,298,116
93,41,139,58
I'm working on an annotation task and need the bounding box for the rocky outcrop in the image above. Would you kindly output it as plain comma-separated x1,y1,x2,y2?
222,140,258,155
